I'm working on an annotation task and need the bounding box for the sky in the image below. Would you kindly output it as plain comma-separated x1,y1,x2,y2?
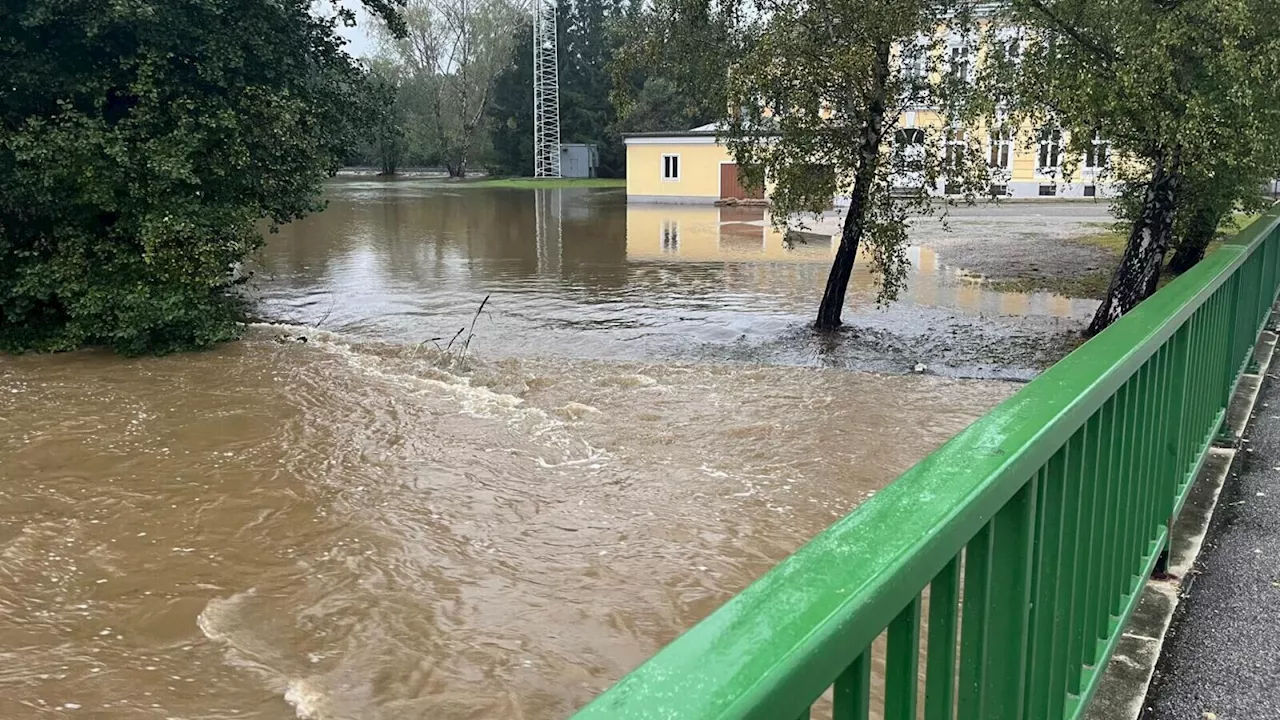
333,1,379,59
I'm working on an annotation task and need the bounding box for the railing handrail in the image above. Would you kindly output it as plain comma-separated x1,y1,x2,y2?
573,205,1280,719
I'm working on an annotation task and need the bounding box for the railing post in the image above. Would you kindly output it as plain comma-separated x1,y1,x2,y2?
987,481,1037,720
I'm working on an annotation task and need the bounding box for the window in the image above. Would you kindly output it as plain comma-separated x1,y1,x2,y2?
989,184,1009,197
1085,131,1109,170
1084,185,1097,197
989,128,1012,170
944,128,967,179
902,37,929,80
1038,128,1062,171
660,220,679,252
662,154,680,181
1039,184,1058,196
894,129,927,172
892,128,927,194
948,45,971,82
943,129,970,195
997,29,1023,66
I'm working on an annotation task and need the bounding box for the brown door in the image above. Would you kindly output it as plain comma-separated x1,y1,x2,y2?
719,163,764,200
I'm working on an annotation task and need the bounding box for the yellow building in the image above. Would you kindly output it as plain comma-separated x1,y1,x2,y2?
626,116,1115,203
623,123,766,204
897,110,1114,199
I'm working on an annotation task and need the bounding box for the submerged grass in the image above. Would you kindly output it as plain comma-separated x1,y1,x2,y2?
417,294,490,371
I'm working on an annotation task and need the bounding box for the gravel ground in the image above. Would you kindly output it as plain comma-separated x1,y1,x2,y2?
803,201,1118,282
1140,372,1280,720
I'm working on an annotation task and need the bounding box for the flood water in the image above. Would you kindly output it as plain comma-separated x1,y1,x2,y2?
254,182,1094,375
1,180,1073,719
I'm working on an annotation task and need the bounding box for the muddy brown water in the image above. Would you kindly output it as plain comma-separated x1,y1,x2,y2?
2,181,1067,719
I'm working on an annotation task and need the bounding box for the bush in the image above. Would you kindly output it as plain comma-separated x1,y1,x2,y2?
0,0,390,354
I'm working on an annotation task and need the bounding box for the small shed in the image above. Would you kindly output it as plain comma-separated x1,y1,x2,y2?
560,143,599,178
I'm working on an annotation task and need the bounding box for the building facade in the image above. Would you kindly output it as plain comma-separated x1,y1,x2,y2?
624,124,768,204
625,117,1115,204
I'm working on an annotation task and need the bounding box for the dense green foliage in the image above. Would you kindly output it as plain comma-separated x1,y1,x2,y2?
1,0,402,353
348,59,409,175
486,23,537,177
372,0,522,177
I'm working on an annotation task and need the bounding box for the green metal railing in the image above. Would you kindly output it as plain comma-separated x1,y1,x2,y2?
574,206,1280,720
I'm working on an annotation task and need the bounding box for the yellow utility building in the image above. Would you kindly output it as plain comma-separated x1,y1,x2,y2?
623,123,765,204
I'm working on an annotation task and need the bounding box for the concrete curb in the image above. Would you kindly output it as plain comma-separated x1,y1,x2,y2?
1084,309,1280,720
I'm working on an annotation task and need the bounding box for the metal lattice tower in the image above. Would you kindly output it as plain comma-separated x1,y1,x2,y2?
532,0,561,178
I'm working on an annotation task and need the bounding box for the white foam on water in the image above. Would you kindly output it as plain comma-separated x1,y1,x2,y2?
286,331,613,467
195,589,255,646
554,401,601,420
199,590,340,720
284,677,333,720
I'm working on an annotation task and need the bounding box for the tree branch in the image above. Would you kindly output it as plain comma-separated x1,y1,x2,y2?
1017,0,1117,69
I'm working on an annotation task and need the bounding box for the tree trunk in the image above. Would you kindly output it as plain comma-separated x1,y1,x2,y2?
814,39,892,331
1086,151,1181,337
1168,198,1227,275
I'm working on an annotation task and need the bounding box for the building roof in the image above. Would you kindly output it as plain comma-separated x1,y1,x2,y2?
622,121,779,142
621,125,718,139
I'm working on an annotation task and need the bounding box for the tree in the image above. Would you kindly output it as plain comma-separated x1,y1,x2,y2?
487,23,535,177
1167,166,1270,275
377,0,523,177
614,77,715,135
982,0,1280,335
487,0,689,178
355,59,409,175
620,0,990,329
558,0,625,176
0,0,404,354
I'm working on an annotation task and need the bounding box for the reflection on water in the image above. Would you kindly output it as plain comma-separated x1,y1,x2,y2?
622,203,1089,318
254,180,1093,369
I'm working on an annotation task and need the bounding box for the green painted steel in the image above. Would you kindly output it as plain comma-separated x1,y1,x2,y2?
572,206,1280,720
923,557,959,720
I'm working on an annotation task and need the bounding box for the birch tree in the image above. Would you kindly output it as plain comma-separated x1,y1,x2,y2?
980,0,1280,335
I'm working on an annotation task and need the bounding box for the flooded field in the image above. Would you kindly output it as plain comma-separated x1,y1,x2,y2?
255,182,1097,377
1,180,1093,718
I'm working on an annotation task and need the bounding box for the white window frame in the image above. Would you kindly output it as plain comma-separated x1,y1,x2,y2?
661,154,681,182
995,28,1023,66
944,127,967,170
1085,131,1109,170
946,34,974,84
989,127,1013,170
1037,128,1062,174
893,127,927,189
902,34,929,80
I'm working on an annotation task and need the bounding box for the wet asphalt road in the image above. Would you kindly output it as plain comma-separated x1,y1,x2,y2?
1141,373,1280,720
